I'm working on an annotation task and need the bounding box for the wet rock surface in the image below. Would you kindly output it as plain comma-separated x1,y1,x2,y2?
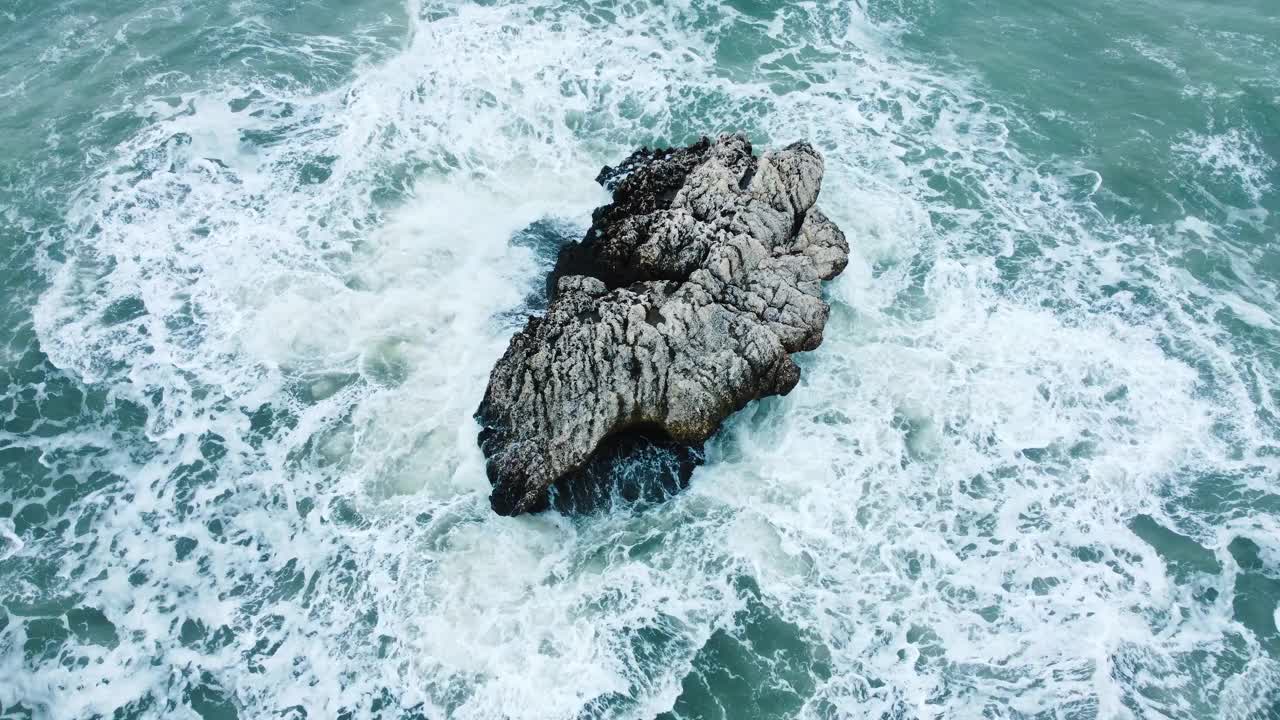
477,134,849,515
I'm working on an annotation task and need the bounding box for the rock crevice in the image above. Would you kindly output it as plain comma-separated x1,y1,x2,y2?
477,134,849,515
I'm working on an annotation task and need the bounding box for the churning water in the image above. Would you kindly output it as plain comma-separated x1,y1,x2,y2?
2,1,1279,718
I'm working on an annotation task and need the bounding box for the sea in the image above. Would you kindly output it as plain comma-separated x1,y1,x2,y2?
1,1,1279,718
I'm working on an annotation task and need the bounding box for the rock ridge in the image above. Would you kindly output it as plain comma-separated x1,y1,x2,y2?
477,133,849,515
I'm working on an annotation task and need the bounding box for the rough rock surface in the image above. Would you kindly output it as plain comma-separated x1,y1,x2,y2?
477,134,849,515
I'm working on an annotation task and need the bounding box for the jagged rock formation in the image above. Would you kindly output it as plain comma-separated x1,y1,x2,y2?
477,134,849,515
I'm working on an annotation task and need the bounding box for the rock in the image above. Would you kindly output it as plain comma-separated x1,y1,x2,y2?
477,134,849,515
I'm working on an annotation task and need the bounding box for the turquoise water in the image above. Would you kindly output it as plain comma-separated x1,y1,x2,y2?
2,0,1279,717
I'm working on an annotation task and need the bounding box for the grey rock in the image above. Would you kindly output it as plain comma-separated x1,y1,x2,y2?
477,134,849,515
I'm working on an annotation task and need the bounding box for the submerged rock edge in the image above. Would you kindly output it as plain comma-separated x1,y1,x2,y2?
477,133,850,515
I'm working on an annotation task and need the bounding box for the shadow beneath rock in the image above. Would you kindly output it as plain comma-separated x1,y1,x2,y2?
509,217,583,312
547,426,705,516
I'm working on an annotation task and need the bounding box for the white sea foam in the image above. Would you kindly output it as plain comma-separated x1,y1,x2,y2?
1123,37,1187,78
1173,127,1277,206
10,0,1280,718
0,520,22,562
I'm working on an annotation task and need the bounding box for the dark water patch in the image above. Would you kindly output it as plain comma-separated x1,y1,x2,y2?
21,616,68,663
101,296,148,327
501,217,582,316
1167,471,1280,527
572,611,707,720
334,689,431,720
66,606,119,649
186,672,239,720
1229,536,1265,571
659,576,830,720
12,503,49,537
0,446,53,502
0,702,35,720
242,399,305,454
299,155,337,186
547,426,704,516
1129,513,1223,579
1225,536,1280,656
723,0,780,21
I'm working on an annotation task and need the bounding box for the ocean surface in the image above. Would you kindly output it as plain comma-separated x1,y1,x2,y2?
2,1,1279,718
